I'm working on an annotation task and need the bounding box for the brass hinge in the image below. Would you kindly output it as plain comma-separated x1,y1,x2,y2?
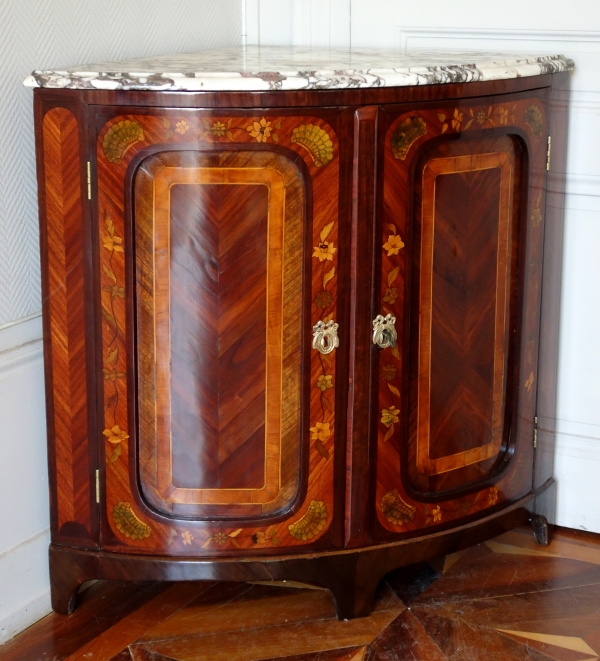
546,136,552,171
87,161,92,200
534,416,539,449
95,469,100,503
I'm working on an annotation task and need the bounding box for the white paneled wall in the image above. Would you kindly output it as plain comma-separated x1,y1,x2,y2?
247,1,600,532
0,0,241,642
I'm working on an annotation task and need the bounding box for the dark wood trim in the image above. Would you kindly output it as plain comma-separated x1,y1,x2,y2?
34,75,553,110
50,482,548,619
346,105,379,547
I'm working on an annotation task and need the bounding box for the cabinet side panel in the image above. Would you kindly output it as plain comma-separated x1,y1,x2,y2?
42,107,93,543
535,72,570,508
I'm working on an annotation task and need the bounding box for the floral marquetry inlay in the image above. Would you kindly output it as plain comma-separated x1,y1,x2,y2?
291,124,334,167
97,111,339,554
288,501,328,541
102,120,144,163
113,502,152,540
381,490,416,526
390,117,427,160
375,96,546,538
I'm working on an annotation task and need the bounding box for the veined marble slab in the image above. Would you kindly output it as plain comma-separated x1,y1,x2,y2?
24,46,574,92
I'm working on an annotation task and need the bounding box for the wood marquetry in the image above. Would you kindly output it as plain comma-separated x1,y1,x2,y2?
33,71,569,619
94,111,342,555
41,106,96,546
374,95,549,537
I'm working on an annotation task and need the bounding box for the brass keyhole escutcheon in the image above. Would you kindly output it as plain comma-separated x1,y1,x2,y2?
312,319,340,355
373,314,397,349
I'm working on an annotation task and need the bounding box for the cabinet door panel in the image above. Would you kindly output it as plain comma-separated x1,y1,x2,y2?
95,110,346,555
409,139,521,493
135,151,303,519
371,93,549,541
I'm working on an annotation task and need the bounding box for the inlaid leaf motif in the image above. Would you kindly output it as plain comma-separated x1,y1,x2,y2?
381,489,416,525
112,502,151,540
103,265,117,283
323,266,335,289
387,383,400,398
315,440,330,459
106,348,118,364
108,443,121,463
524,105,544,140
102,120,144,163
291,124,334,167
531,192,543,227
288,500,328,541
388,266,400,287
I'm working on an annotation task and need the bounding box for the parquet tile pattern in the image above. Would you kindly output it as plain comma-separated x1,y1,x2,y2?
3,525,600,661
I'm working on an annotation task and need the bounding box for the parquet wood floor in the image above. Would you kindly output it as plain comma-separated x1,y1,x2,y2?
2,525,600,661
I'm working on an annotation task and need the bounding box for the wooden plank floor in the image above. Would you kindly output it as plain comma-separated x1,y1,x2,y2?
2,525,600,661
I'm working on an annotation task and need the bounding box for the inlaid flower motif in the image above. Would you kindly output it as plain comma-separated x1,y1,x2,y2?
103,368,125,381
381,364,397,381
383,234,404,256
103,284,125,299
253,531,267,545
488,486,499,506
315,290,333,309
310,421,331,441
451,108,464,131
316,375,333,391
381,407,400,427
175,120,190,135
210,120,227,136
181,530,193,545
432,506,442,522
498,106,513,126
247,117,272,142
103,425,129,444
476,110,488,125
212,531,228,546
103,234,123,252
312,241,336,262
383,287,399,305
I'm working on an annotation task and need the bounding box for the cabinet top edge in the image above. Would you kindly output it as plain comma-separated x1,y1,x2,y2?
24,46,574,93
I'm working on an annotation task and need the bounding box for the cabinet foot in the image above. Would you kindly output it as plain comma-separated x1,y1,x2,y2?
49,545,93,614
323,567,382,620
531,514,550,547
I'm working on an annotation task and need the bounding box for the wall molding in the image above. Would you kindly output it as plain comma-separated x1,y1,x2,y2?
0,314,43,385
0,529,51,643
396,26,600,51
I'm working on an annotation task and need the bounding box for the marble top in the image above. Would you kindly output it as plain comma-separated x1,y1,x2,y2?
24,46,574,92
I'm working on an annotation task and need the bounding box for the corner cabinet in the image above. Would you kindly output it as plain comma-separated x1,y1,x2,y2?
31,49,572,620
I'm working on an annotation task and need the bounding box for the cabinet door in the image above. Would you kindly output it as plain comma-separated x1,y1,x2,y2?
94,109,347,555
371,93,549,541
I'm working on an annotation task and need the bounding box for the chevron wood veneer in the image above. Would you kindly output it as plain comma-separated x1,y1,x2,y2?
42,107,95,547
418,150,515,476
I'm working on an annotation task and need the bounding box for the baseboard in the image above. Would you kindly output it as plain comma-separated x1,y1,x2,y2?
0,530,51,643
